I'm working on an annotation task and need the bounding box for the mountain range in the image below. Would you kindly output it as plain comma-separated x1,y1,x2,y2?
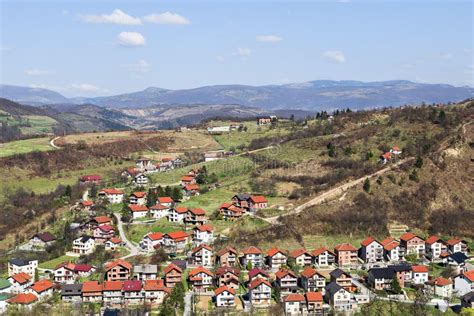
1,80,473,110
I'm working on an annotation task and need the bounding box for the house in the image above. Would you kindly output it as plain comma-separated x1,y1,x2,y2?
133,173,148,186
93,224,115,242
334,243,358,267
168,207,188,223
181,175,196,186
29,232,56,249
276,269,299,294
123,280,143,305
359,236,384,263
241,246,263,268
232,194,251,210
188,266,214,292
216,246,239,267
129,204,149,219
98,188,124,204
7,293,38,307
446,239,468,255
8,273,33,294
390,146,402,155
183,184,200,196
446,252,469,273
72,236,95,255
381,237,404,262
248,278,272,307
136,158,155,171
283,293,306,315
454,270,474,296
139,232,164,252
74,264,95,278
162,231,189,252
312,247,336,266
192,225,213,246
191,245,214,267
102,280,123,306
61,284,82,303
306,291,324,315
411,265,429,285
157,197,174,207
368,267,396,291
54,262,77,284
150,204,170,219
426,277,452,298
214,286,236,308
266,247,288,270
330,269,355,292
134,264,158,281
399,232,425,256
460,292,474,309
79,175,102,185
290,249,312,267
300,267,326,293
215,267,240,290
8,259,38,278
82,281,103,303
79,200,94,212
143,279,170,305
105,259,133,282
425,235,447,260
248,268,270,283
257,116,276,126
249,195,268,209
164,263,183,288
91,215,113,227
380,152,392,164
219,203,245,220
28,279,54,300
105,237,123,251
129,192,147,205
324,282,356,312
185,208,207,226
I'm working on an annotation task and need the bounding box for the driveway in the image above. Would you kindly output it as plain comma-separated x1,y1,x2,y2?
113,212,143,259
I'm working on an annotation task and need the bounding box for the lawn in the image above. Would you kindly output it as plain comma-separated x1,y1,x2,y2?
0,137,54,157
20,115,58,134
125,218,185,243
39,255,78,270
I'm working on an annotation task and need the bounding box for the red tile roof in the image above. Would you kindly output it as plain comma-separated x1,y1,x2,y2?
189,266,213,277
334,243,357,252
248,278,271,289
284,293,305,302
157,197,174,204
300,267,318,278
430,277,452,286
94,216,112,224
129,204,149,212
400,232,419,242
184,184,200,191
425,235,440,245
447,238,461,246
55,262,76,271
97,224,114,232
380,237,396,246
267,247,286,257
109,237,122,244
74,264,94,273
146,232,164,241
361,236,377,247
82,281,102,293
166,231,188,241
143,279,166,291
215,266,241,277
30,279,54,293
216,246,238,256
412,265,429,273
219,202,232,209
181,176,194,182
214,285,236,296
100,188,124,195
382,152,392,160
150,204,168,210
311,247,330,256
306,291,323,302
290,248,310,258
250,195,268,204
463,270,474,282
248,268,269,279
131,191,147,198
383,241,399,251
10,272,32,284
103,281,123,291
80,175,102,181
190,208,206,215
123,280,142,292
174,207,188,214
8,293,38,304
164,263,182,274
81,200,93,206
192,244,213,254
243,246,262,255
105,259,133,272
275,269,297,279
195,225,213,232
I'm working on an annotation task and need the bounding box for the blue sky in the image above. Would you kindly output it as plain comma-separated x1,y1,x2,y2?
0,0,472,97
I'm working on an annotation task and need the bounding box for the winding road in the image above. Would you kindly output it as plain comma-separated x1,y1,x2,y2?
50,136,61,149
113,212,143,259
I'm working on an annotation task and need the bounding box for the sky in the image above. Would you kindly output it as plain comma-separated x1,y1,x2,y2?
0,0,473,97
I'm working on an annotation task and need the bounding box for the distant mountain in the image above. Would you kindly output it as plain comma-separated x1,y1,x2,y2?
0,84,69,105
2,80,473,111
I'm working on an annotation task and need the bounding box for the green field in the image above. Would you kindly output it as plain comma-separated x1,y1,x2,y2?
0,137,54,157
125,218,185,243
39,255,78,270
0,114,57,135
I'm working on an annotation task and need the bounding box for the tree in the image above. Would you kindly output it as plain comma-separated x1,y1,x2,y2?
376,176,383,186
363,178,371,193
415,156,423,168
159,299,175,316
365,151,374,161
147,188,157,207
64,185,72,199
438,110,447,126
246,261,253,271
168,282,185,310
89,184,98,199
327,143,336,157
391,277,401,294
172,187,183,201
409,169,419,182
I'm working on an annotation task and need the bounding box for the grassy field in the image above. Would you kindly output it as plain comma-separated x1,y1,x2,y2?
0,114,57,135
0,137,54,157
39,255,78,270
125,218,185,243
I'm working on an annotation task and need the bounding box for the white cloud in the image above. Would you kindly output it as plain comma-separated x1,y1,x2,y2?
256,35,282,43
322,50,346,63
123,59,152,73
80,9,141,25
216,56,225,63
143,12,190,25
25,69,50,76
70,83,102,92
29,84,62,91
234,47,251,57
117,32,146,47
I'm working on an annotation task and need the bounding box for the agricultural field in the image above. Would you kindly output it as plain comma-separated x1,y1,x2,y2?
0,113,58,135
0,137,54,157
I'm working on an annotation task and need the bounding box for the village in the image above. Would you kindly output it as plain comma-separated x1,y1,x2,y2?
1,113,473,315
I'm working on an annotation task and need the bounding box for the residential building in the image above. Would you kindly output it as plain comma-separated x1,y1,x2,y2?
381,237,404,262
283,293,306,315
275,269,299,294
266,247,288,270
359,236,383,263
425,236,446,260
90,215,113,227
216,246,238,267
79,175,102,185
312,247,336,266
72,236,95,255
157,197,174,208
399,232,425,256
28,279,54,300
98,188,124,204
215,267,240,290
460,292,474,309
139,232,163,252
8,273,33,294
143,279,170,306
133,264,158,281
82,281,103,303
446,239,468,255
54,262,77,284
129,204,149,219
330,269,355,292
290,249,312,267
248,278,272,307
162,231,189,252
241,246,263,268
411,265,429,284
454,270,474,296
426,277,452,298
102,280,123,306
188,266,214,292
191,244,213,267
105,237,123,251
29,232,56,249
185,208,207,226
334,243,358,267
306,291,324,315
164,264,182,288
129,192,147,205
61,284,82,303
7,293,38,307
93,224,115,242
123,280,143,305
324,282,357,312
249,195,268,209
150,204,169,219
368,267,396,291
300,267,326,293
133,173,148,186
168,207,188,223
8,259,38,278
183,184,200,196
105,259,133,282
192,225,213,246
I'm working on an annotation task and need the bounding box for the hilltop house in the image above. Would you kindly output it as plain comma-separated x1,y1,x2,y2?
312,247,336,266
79,175,102,185
129,204,149,219
446,239,468,255
98,189,124,204
8,259,38,278
241,246,263,268
185,208,207,226
425,236,447,260
133,173,148,186
150,204,170,219
454,270,474,296
290,249,313,267
29,232,56,250
334,243,358,267
168,207,188,223
381,237,404,262
325,282,357,312
399,233,425,256
28,279,54,301
188,266,214,292
157,197,174,207
105,259,133,282
300,267,326,293
93,224,115,242
192,225,214,246
275,269,299,294
8,273,33,294
411,265,429,284
163,264,183,288
133,264,158,281
183,184,200,196
248,278,272,307
162,231,189,253
426,277,453,298
105,237,123,251
248,268,270,283
72,236,95,255
330,269,356,292
140,232,163,252
219,203,245,220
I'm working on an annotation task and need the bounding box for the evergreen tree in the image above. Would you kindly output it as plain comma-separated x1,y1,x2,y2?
147,188,157,207
89,184,98,199
391,277,402,294
164,186,173,197
363,178,371,193
415,156,423,168
246,261,253,271
172,187,183,201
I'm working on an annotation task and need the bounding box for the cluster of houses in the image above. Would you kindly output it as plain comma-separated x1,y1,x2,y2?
380,146,402,164
120,157,184,186
218,194,269,220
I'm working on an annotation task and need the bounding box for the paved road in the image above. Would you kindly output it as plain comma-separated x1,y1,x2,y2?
113,212,143,259
50,136,61,149
261,157,415,225
184,292,193,316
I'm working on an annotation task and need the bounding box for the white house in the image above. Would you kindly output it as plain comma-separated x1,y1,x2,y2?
150,204,170,219
192,225,214,246
105,237,123,251
311,247,335,266
129,204,149,219
168,207,188,223
427,277,452,298
28,279,54,301
133,173,148,186
381,237,403,262
143,279,170,305
134,264,158,281
129,192,147,205
72,236,95,255
54,262,77,284
8,273,33,294
241,246,263,268
454,270,474,296
248,278,272,307
283,293,306,315
98,188,124,204
359,237,384,263
191,245,214,267
157,197,174,208
8,259,38,278
188,266,214,292
411,266,429,285
425,236,446,260
325,282,357,312
139,232,163,252
214,286,236,307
